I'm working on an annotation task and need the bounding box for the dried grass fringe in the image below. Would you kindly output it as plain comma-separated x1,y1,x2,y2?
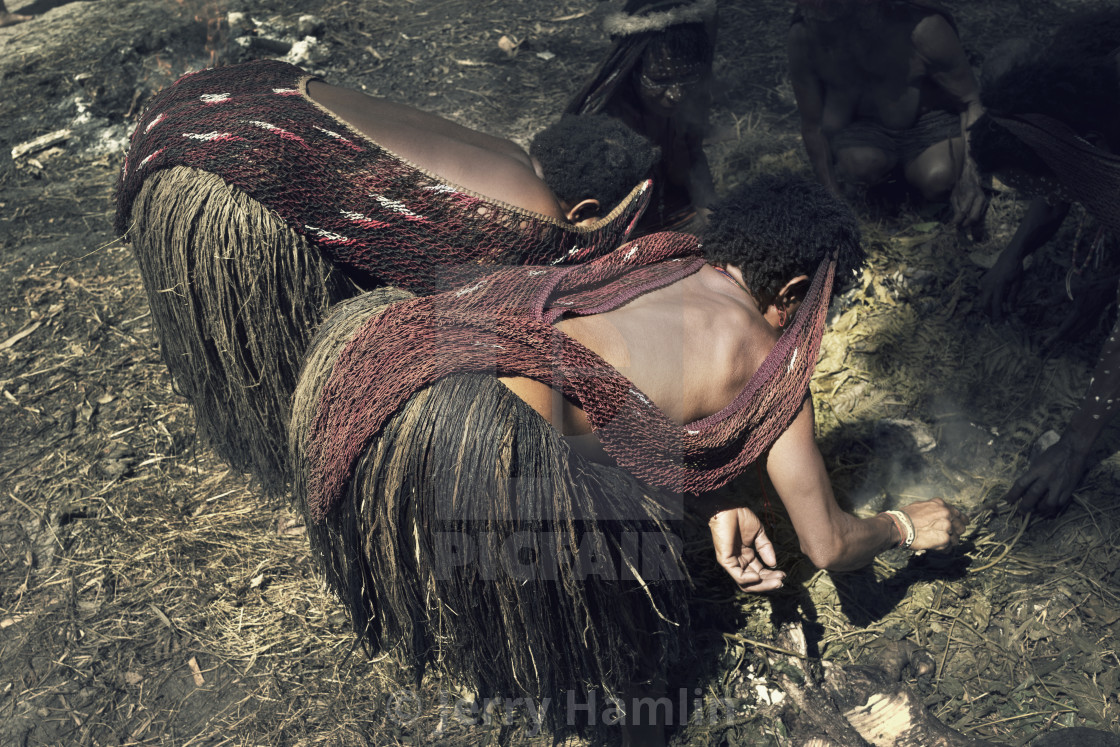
127,166,362,494
291,292,692,727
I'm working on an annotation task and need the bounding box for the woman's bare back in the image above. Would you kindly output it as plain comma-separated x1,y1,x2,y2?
501,265,780,441
306,80,566,219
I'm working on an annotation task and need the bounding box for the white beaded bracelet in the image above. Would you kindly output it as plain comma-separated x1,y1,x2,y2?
882,510,916,550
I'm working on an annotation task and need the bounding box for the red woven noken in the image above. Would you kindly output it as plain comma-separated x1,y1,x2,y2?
306,231,835,521
115,59,652,296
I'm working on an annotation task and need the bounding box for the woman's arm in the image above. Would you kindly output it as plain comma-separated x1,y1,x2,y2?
912,14,989,229
980,198,1070,320
1006,313,1120,514
765,399,965,571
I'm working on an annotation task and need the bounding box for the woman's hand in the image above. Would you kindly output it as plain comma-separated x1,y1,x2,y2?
900,498,968,551
979,197,1070,322
978,250,1025,322
1005,436,1089,516
709,507,786,592
951,161,989,234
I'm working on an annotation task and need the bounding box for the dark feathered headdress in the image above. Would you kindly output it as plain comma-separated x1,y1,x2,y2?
565,0,717,116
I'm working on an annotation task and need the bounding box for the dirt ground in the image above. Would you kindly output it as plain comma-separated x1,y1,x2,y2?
1,0,1118,744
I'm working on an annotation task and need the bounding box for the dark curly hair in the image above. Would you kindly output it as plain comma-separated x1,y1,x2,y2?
979,57,1120,146
530,114,659,209
968,115,1050,182
701,174,865,304
974,7,1120,173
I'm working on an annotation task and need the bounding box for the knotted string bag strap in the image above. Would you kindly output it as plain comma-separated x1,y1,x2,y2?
303,234,703,521
304,234,833,517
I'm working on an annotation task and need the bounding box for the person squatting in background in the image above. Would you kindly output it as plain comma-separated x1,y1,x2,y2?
788,0,988,232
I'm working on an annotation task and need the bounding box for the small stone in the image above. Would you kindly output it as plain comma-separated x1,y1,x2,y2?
298,14,325,37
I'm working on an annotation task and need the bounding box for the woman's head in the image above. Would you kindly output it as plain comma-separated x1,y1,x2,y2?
971,10,1120,199
600,0,716,117
637,23,713,115
701,174,865,308
979,9,1120,147
530,114,659,222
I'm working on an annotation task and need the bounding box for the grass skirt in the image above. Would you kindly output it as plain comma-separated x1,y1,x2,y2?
290,291,692,727
127,166,362,493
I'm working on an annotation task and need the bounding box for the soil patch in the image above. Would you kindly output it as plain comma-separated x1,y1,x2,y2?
1,0,1117,744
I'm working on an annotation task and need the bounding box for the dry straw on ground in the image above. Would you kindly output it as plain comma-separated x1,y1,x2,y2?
1,0,1118,744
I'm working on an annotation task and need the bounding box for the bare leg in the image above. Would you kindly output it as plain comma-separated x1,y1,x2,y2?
904,136,964,202
834,145,897,187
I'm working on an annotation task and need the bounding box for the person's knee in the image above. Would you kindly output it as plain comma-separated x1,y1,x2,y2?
835,147,894,186
909,156,957,201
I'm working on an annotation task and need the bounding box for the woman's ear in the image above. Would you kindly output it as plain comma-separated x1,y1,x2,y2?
565,198,601,226
765,275,811,329
777,275,810,306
